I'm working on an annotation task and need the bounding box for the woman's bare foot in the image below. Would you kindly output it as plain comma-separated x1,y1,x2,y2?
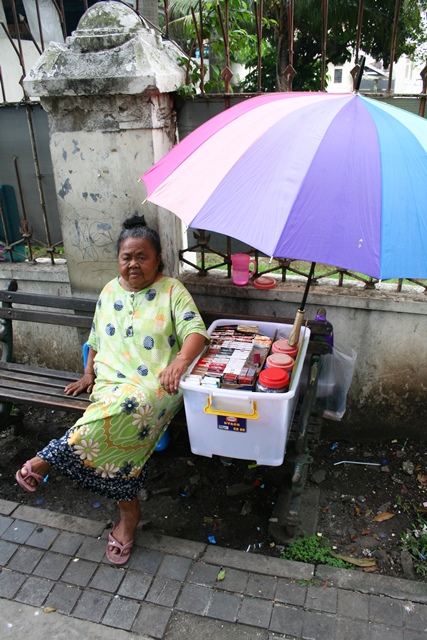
108,497,141,560
16,457,50,492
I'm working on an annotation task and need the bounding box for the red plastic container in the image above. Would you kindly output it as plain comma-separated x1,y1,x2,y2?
256,368,289,392
271,339,299,358
266,353,295,374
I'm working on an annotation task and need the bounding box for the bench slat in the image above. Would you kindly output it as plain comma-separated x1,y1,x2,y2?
0,369,79,389
0,290,96,312
0,308,93,328
0,384,89,412
0,375,90,401
0,362,82,381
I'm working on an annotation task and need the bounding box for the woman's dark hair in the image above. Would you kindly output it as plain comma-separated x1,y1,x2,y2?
117,214,164,272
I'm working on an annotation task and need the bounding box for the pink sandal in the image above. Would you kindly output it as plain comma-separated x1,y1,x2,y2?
15,461,44,493
106,521,134,566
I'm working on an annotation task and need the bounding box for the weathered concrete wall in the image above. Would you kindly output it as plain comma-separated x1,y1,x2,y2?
39,93,178,293
2,265,427,441
23,1,185,295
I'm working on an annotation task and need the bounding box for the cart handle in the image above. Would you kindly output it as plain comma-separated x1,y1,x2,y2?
203,396,259,420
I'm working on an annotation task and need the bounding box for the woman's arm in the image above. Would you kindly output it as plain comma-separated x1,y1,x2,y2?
160,333,207,395
64,347,97,396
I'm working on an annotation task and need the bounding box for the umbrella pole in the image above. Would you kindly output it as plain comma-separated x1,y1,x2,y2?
288,262,316,347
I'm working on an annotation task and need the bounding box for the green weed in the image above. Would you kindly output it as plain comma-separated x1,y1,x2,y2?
401,514,427,579
281,534,353,569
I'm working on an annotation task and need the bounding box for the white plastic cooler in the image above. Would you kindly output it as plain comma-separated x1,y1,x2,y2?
180,319,311,466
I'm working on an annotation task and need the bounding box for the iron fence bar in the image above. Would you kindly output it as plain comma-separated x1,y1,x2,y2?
388,0,402,94
190,7,204,94
0,67,6,103
407,279,427,292
34,0,45,51
321,0,328,92
217,1,231,94
0,195,11,252
254,1,262,94
21,18,43,56
10,0,26,77
226,236,231,278
163,0,169,39
25,104,53,261
12,156,27,223
199,0,205,94
287,0,294,68
54,0,67,41
1,20,23,62
12,155,34,260
20,220,34,262
355,0,364,64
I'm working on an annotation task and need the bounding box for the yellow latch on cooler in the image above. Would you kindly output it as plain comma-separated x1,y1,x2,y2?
204,396,259,420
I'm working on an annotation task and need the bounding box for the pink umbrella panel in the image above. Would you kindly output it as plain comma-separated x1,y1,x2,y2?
142,92,427,281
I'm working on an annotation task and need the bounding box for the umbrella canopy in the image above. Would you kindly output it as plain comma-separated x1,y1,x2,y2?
141,92,427,280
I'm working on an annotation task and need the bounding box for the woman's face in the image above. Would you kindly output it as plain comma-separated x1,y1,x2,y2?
118,236,161,291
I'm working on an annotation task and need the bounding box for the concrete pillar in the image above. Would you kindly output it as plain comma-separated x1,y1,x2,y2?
23,0,185,295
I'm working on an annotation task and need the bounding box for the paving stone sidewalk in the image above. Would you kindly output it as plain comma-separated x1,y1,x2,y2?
1,498,427,640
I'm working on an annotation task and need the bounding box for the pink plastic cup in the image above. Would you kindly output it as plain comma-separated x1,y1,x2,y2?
231,254,257,286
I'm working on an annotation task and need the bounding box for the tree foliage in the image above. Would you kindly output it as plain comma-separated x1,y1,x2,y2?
167,0,427,92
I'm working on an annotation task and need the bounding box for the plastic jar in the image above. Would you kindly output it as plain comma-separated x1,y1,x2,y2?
272,339,299,358
256,368,289,393
266,353,295,375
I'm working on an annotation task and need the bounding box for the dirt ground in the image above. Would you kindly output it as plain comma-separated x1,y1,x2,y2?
2,405,426,582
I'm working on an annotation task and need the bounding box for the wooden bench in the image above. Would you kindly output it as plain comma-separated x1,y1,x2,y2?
0,278,333,539
0,279,95,431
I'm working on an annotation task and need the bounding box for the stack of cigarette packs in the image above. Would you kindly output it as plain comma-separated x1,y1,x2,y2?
185,324,274,390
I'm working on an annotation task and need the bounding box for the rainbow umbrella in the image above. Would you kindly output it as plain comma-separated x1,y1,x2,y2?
141,91,427,281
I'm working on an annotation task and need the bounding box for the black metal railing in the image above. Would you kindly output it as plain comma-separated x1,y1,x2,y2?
179,232,427,294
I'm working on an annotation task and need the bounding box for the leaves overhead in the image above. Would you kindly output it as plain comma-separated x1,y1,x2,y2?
167,0,427,92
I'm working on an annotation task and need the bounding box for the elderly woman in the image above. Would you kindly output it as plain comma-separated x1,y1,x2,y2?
15,215,209,565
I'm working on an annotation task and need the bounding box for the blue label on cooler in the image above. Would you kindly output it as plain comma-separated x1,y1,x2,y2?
217,415,247,433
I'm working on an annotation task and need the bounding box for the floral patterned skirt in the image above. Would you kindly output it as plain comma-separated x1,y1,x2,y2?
37,383,182,501
38,431,148,501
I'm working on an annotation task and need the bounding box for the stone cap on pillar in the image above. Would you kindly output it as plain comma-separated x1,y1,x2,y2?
23,0,186,97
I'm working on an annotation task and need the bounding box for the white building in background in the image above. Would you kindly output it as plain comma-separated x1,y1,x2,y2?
0,0,64,103
328,55,425,95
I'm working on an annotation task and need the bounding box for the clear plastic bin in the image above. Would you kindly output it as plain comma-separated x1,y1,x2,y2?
180,319,310,466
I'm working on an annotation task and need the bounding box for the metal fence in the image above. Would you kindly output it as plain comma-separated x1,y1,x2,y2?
0,0,426,294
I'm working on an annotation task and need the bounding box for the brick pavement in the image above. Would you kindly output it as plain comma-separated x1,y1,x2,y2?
1,498,427,639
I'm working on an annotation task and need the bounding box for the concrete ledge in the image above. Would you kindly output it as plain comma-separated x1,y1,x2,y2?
315,565,427,603
12,505,106,537
134,530,206,560
202,545,315,581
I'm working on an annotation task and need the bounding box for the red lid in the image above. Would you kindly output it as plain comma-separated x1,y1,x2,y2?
266,354,294,371
253,276,276,290
258,368,289,389
272,339,299,356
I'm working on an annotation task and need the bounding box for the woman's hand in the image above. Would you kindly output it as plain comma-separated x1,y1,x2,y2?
64,373,95,397
160,358,190,395
160,333,207,395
